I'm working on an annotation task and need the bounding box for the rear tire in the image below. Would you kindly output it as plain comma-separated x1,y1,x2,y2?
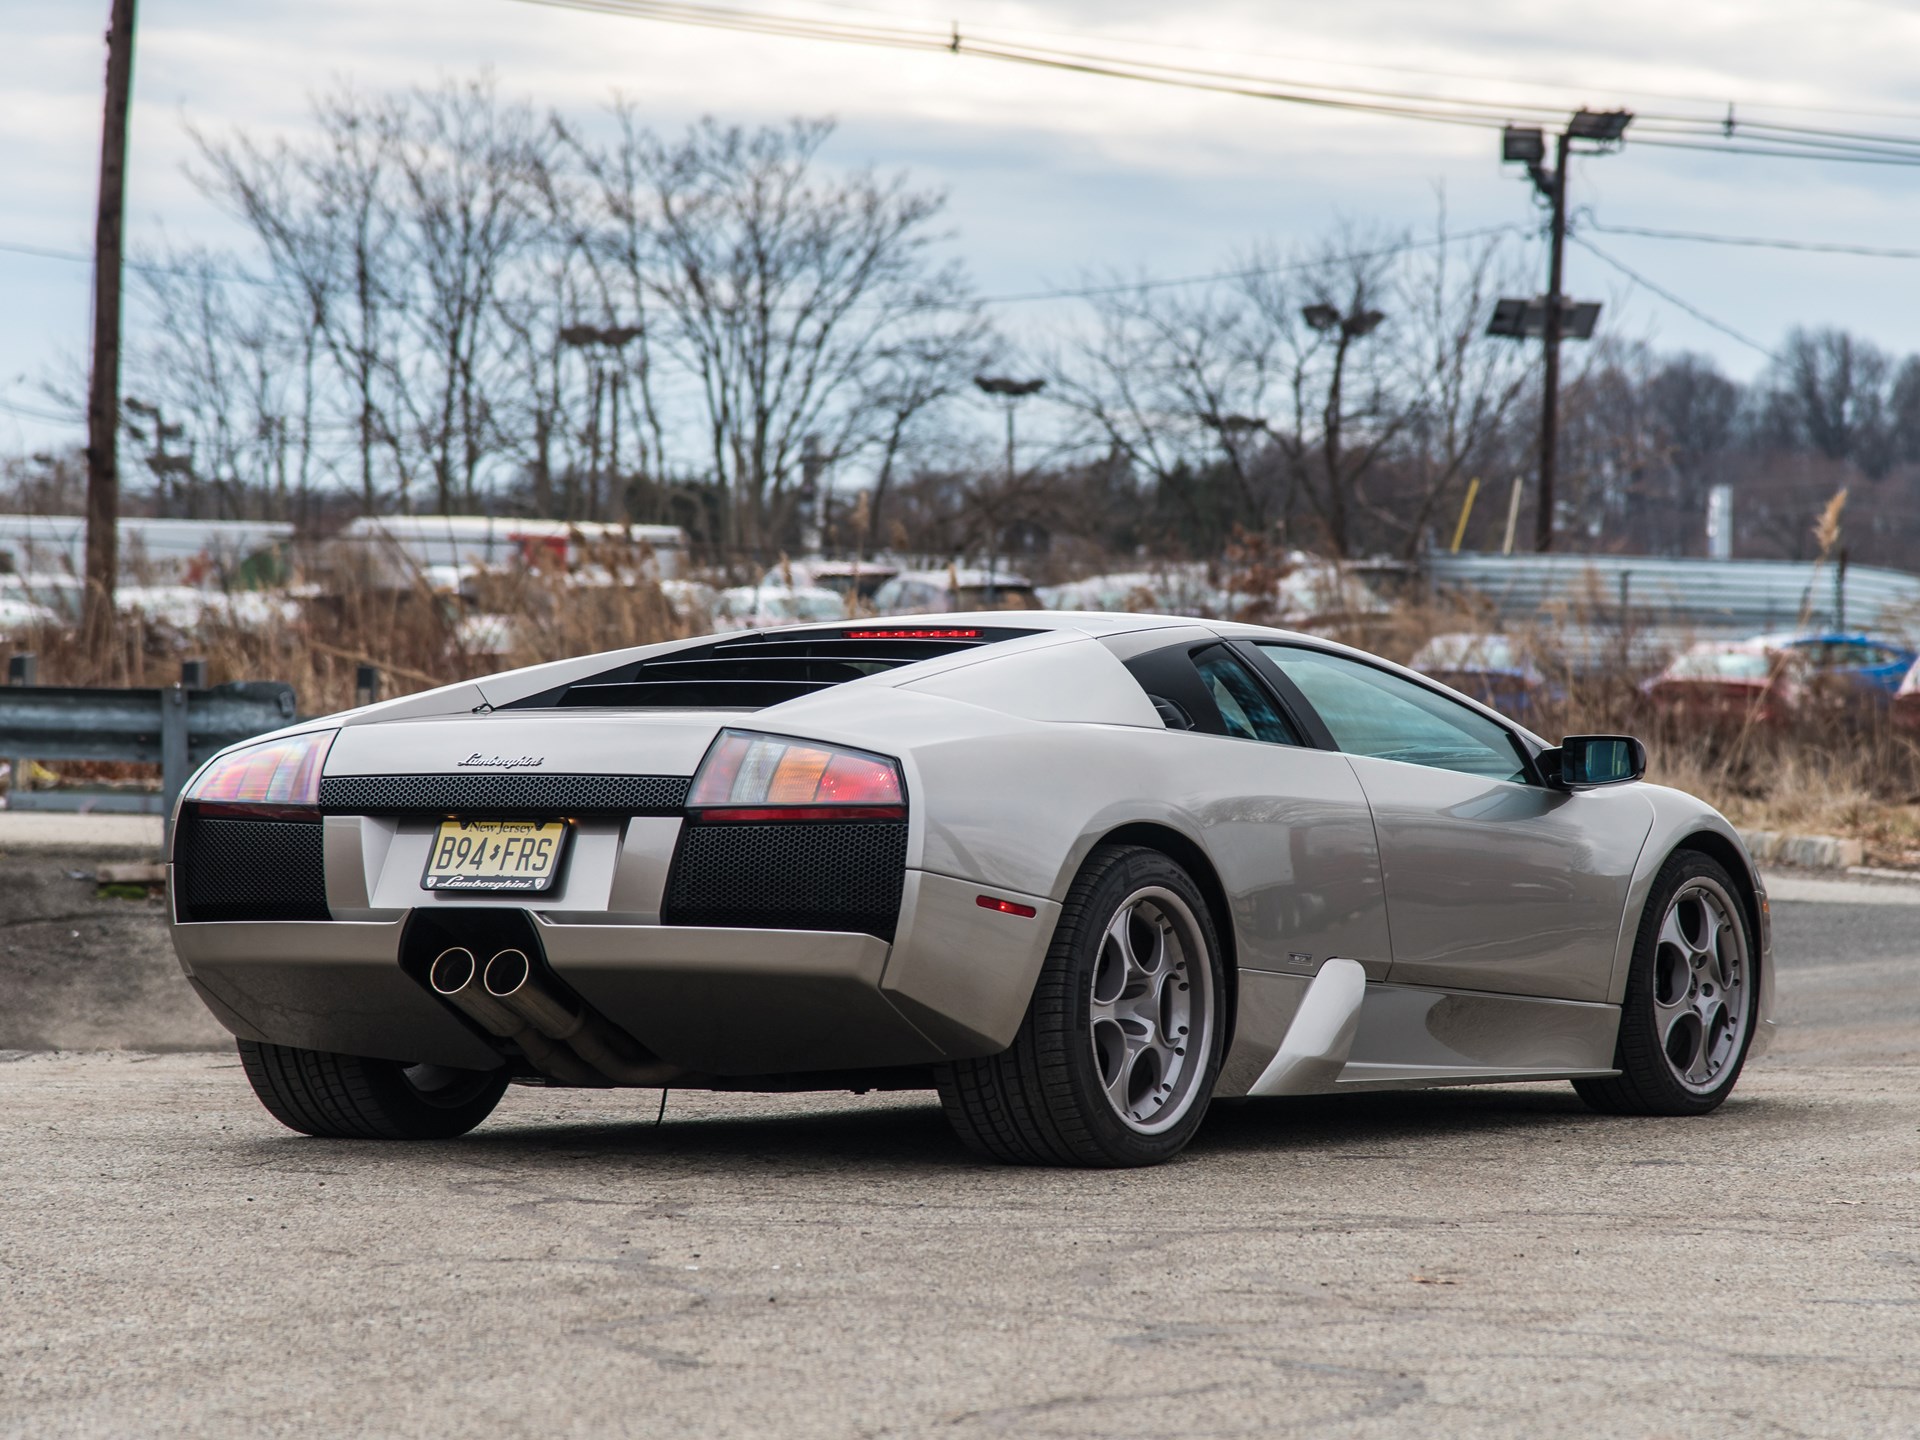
1574,852,1758,1117
935,845,1226,1167
237,1039,508,1139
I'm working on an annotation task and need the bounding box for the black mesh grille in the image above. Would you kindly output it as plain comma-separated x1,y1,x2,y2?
661,820,908,939
175,815,329,922
318,773,690,816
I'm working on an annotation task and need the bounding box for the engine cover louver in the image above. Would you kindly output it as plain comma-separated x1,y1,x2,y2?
507,627,1036,710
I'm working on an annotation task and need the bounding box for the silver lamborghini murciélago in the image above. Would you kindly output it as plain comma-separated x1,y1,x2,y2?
169,612,1772,1167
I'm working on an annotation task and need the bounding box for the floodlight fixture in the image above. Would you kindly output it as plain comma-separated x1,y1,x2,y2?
1567,108,1633,142
1502,126,1546,163
974,375,1046,398
1200,412,1270,436
1347,308,1387,338
1487,297,1602,341
1301,303,1340,332
1487,298,1531,339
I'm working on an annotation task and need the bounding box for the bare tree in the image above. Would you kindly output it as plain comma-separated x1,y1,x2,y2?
193,87,412,512
388,78,554,513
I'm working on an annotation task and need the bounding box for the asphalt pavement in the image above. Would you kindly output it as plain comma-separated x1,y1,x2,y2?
1,873,1917,1438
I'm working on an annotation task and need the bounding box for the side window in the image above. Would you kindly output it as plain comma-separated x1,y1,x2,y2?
1192,646,1301,745
1257,645,1528,782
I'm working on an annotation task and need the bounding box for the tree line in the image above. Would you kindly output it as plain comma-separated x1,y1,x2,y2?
23,73,1920,571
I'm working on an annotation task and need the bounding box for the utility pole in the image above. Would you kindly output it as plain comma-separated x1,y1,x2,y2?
83,0,138,641
1537,129,1569,554
1493,110,1631,553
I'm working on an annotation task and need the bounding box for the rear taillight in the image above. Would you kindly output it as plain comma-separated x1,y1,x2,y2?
687,730,905,822
184,730,335,811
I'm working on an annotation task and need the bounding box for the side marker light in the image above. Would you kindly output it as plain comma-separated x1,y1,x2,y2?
976,895,1037,918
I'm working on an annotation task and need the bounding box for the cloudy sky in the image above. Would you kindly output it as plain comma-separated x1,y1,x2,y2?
6,0,1920,455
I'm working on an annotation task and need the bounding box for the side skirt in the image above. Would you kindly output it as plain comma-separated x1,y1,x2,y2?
1229,964,1622,1098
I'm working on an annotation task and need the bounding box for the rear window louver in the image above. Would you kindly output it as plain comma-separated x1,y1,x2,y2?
507,626,1037,710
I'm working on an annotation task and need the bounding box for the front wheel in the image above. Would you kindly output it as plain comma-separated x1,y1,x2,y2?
237,1039,508,1139
936,845,1226,1167
1574,852,1758,1117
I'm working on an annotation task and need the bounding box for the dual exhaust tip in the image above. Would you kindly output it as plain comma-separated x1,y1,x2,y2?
429,945,678,1088
428,945,536,1006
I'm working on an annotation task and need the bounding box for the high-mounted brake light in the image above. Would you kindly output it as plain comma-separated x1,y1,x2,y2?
184,730,335,808
687,730,905,822
844,628,980,640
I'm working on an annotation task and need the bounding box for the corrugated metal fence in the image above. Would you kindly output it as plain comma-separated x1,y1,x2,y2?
1426,554,1920,642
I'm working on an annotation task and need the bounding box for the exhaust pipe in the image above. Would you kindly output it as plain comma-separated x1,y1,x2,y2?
483,948,680,1086
429,946,604,1087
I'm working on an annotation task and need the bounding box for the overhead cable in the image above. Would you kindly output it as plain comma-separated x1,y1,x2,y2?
1568,235,1776,360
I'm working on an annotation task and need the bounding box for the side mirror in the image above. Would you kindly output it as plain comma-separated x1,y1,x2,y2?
1546,734,1646,789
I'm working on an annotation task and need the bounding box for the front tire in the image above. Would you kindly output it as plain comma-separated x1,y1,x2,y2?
1574,852,1758,1117
237,1039,508,1139
936,845,1226,1167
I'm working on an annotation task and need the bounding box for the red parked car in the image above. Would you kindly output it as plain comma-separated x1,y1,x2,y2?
1644,640,1810,729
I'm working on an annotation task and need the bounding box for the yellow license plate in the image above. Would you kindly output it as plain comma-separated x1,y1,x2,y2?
422,819,569,893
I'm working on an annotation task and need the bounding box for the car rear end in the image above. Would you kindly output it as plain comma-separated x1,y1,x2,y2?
168,624,1062,1089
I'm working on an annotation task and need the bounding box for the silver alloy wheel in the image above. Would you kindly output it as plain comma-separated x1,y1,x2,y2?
1651,876,1751,1094
1088,886,1215,1135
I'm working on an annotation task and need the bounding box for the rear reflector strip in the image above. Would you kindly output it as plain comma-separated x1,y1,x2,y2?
977,895,1038,918
691,804,908,824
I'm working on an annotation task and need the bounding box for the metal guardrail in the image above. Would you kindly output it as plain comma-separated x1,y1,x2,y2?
1,654,298,835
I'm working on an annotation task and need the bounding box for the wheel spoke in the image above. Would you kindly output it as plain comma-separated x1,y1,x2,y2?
1658,906,1692,956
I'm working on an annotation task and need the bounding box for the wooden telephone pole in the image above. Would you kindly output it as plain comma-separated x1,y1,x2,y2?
82,0,138,640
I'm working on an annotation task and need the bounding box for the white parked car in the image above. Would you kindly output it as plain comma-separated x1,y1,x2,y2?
0,593,60,639
713,585,850,631
872,567,1042,615
1040,570,1228,618
757,559,899,603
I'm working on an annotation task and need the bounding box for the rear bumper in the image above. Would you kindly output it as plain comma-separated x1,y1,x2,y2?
169,868,1059,1077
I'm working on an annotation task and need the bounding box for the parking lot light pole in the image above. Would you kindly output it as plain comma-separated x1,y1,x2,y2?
1499,109,1632,552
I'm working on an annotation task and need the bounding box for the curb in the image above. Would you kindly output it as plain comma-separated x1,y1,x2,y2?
1739,829,1865,871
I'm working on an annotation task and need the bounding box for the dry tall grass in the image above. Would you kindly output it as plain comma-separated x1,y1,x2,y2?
5,566,1914,863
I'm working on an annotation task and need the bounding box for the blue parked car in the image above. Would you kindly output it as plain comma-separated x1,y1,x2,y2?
1757,632,1917,697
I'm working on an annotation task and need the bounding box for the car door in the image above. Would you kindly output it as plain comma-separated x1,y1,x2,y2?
1122,641,1392,979
1248,643,1654,1003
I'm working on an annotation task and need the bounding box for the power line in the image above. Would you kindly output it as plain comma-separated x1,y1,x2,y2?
974,223,1524,304
1568,235,1776,360
1584,217,1920,260
0,237,274,286
792,0,1920,131
0,221,1528,315
0,396,82,425
506,0,1920,167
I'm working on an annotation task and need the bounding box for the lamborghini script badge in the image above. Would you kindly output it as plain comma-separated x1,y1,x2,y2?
457,753,546,769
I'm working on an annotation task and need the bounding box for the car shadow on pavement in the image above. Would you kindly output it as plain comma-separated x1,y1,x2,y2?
434,1096,973,1171
1193,1083,1794,1158
223,1082,1796,1173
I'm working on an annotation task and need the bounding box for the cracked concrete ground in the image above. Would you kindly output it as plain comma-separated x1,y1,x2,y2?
0,883,1916,1437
